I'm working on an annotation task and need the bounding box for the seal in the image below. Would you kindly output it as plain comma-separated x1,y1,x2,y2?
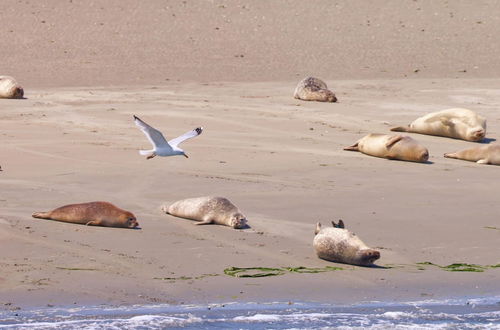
162,196,247,229
444,144,500,165
0,76,24,99
391,108,486,142
344,133,429,162
293,77,337,102
32,201,139,228
313,220,380,266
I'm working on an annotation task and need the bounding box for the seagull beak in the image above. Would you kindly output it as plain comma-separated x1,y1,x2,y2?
184,154,189,158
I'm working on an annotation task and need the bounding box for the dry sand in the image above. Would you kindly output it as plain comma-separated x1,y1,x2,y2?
1,1,499,309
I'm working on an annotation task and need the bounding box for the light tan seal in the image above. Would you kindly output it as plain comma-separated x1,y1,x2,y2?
444,144,500,165
162,196,247,229
344,133,429,163
391,108,486,142
313,220,380,266
32,201,139,228
293,77,337,102
0,76,24,99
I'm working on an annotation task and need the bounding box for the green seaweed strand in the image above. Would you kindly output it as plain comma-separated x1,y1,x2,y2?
416,262,500,272
224,267,285,278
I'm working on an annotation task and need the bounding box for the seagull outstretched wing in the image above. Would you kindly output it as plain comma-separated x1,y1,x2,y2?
134,115,170,149
168,127,203,147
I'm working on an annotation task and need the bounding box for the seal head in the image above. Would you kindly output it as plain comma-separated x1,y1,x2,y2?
0,76,24,99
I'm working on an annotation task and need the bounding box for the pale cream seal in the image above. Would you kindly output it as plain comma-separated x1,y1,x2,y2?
0,76,24,99
391,108,486,142
344,133,429,163
444,144,500,165
314,220,380,266
162,196,247,229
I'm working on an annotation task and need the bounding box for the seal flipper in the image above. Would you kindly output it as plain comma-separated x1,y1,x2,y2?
439,117,454,126
195,219,214,225
444,152,457,159
343,143,359,151
315,222,322,235
32,212,51,219
385,135,404,148
86,220,102,226
390,126,410,132
477,159,489,164
331,219,345,229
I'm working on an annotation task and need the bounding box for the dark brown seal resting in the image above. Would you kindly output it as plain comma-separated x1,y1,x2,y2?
32,201,139,228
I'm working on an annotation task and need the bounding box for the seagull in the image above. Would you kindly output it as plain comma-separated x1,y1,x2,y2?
133,115,203,159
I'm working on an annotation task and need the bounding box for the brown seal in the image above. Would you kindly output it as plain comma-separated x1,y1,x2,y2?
32,201,139,228
293,77,337,102
344,133,429,163
162,196,247,229
0,76,24,99
444,144,500,165
391,108,486,142
313,220,380,266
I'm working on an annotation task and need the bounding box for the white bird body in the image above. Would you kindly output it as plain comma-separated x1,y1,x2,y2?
134,115,203,159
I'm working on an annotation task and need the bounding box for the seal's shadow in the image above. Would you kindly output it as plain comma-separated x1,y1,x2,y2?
368,264,391,269
479,138,496,144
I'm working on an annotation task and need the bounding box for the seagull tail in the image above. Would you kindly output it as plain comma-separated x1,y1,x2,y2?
139,150,155,157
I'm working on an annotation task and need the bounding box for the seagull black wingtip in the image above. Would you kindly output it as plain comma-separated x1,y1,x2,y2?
195,127,203,135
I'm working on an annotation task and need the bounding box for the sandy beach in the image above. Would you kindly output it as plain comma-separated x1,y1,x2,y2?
1,1,499,311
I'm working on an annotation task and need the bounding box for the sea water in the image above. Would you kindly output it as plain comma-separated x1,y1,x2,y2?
0,296,499,329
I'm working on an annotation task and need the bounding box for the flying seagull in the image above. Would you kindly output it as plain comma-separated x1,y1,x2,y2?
133,115,203,159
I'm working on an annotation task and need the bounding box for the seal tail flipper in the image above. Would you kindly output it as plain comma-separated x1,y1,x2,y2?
390,126,410,132
444,152,457,159
332,219,345,228
32,212,50,219
315,222,322,235
343,143,359,151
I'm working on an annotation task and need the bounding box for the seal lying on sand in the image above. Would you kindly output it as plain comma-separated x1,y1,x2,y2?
313,220,380,266
162,196,247,229
444,144,500,165
0,76,24,99
32,201,139,228
391,108,486,142
293,77,337,102
344,133,429,163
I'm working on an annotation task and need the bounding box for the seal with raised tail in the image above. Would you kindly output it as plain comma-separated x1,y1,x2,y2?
0,76,24,99
313,220,380,266
390,108,486,142
162,196,247,229
293,77,337,102
32,201,139,228
344,133,429,163
444,144,500,165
